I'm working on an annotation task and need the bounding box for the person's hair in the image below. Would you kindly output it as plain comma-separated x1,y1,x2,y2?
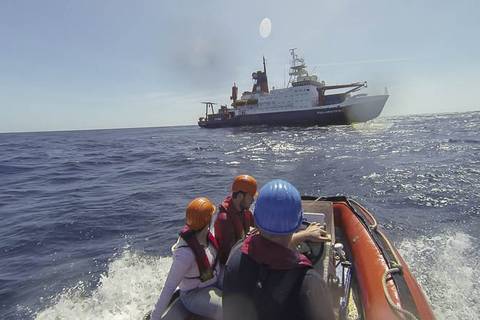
232,191,246,199
261,231,293,248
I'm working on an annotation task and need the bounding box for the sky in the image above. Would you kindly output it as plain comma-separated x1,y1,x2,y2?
0,0,479,133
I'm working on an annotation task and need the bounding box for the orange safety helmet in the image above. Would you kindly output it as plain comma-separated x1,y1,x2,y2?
232,175,258,197
185,197,216,231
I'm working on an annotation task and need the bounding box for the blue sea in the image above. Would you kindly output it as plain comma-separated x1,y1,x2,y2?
1,112,479,320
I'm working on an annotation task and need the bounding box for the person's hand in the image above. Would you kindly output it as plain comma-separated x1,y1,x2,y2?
247,227,259,236
298,223,330,243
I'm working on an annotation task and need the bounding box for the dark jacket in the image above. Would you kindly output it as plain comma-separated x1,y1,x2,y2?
223,234,335,320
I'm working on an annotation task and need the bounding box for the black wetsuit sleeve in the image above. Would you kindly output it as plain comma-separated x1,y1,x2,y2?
299,269,336,320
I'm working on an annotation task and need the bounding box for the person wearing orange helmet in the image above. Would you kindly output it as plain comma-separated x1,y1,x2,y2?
214,175,258,266
150,197,222,320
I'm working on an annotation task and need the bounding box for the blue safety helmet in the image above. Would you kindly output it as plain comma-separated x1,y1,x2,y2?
253,179,303,235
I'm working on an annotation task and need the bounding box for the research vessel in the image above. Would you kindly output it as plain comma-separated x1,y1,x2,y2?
198,49,388,128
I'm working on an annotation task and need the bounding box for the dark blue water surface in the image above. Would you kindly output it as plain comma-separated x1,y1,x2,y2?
1,112,479,319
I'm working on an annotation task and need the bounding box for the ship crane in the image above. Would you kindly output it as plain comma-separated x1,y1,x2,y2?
323,82,368,94
201,101,216,118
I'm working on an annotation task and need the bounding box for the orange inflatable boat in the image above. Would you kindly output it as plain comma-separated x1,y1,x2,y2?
299,196,435,320
145,196,435,320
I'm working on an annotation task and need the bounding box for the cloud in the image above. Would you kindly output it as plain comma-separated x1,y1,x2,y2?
161,19,242,90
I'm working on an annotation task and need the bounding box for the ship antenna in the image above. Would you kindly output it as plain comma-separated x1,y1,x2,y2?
288,48,298,87
263,56,267,74
289,48,297,66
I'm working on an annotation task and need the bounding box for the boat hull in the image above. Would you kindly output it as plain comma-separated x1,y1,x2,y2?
198,95,388,128
318,196,435,320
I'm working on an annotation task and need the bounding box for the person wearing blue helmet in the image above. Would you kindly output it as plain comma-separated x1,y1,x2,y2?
215,175,328,268
222,179,335,320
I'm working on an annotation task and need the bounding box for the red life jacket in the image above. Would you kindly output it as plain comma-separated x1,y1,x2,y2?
241,233,312,270
219,196,254,241
179,225,219,282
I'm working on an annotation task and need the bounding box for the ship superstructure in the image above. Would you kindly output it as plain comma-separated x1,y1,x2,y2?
198,49,388,128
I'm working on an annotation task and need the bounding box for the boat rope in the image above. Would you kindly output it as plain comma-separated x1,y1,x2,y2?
350,201,404,264
382,268,419,320
352,200,378,230
351,200,422,319
303,196,422,319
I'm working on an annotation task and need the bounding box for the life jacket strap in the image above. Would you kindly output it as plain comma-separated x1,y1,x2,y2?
179,225,217,282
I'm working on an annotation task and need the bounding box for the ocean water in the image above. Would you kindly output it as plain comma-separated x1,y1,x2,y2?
1,111,479,320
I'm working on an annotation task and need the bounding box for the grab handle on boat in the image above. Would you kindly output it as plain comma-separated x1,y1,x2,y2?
382,268,419,320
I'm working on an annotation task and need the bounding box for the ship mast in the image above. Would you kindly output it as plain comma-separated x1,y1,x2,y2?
251,56,269,93
288,48,309,86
